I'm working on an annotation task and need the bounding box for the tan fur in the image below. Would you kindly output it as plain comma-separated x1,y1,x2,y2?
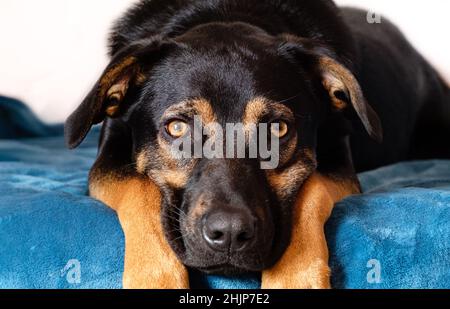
100,56,137,90
107,82,129,103
136,72,147,85
319,57,359,99
147,147,193,189
266,161,309,200
243,97,294,126
266,149,316,200
158,170,190,189
243,97,267,126
96,56,140,118
137,144,193,189
163,98,216,124
136,151,149,175
262,172,360,289
105,105,120,117
183,194,208,234
90,173,189,289
321,72,348,111
193,98,216,124
190,194,208,220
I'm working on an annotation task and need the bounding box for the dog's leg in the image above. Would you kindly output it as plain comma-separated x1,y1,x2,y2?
90,174,189,289
262,172,360,289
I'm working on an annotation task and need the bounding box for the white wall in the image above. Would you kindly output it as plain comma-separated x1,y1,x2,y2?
0,0,449,123
0,0,135,123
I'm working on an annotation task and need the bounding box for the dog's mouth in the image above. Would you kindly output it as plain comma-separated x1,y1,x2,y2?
186,255,268,275
179,228,270,275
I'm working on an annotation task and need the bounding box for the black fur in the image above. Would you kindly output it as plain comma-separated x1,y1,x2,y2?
65,0,450,275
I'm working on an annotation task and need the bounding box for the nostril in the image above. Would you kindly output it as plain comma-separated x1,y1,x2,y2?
203,227,230,250
237,231,252,243
233,222,256,251
202,214,231,251
211,231,224,241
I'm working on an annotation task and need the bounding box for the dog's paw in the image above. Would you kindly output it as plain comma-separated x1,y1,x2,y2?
262,259,331,289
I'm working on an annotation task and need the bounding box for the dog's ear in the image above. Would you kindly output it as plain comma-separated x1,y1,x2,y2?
317,56,383,143
65,40,174,149
278,36,383,143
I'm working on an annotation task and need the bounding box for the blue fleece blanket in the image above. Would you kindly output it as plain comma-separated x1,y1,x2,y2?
1,97,449,289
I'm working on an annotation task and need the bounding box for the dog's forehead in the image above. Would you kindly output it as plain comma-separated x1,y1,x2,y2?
160,96,295,125
140,34,315,124
144,48,255,119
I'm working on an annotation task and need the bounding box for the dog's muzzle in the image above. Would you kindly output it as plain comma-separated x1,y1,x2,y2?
179,159,275,273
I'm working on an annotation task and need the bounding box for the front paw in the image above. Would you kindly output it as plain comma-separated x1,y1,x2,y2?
262,259,331,289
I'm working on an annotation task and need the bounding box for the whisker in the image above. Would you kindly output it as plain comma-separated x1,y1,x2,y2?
163,215,182,224
278,92,303,104
171,233,189,243
294,112,314,120
165,228,182,235
118,162,139,170
171,205,188,217
168,208,186,219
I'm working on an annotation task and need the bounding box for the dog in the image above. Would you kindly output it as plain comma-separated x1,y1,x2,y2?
65,0,450,289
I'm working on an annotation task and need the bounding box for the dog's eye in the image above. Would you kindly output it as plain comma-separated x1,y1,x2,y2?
166,120,189,138
270,121,289,139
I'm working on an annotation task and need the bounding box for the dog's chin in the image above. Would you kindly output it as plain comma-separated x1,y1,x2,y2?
183,251,272,276
197,264,264,277
197,264,254,276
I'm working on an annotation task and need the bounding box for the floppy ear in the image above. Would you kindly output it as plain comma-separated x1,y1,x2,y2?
65,41,173,149
277,35,383,143
317,56,383,143
65,51,140,149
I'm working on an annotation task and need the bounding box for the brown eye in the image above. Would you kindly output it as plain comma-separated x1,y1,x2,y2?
271,121,289,139
166,120,189,138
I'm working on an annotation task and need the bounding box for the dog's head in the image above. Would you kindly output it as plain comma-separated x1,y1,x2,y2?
66,22,382,275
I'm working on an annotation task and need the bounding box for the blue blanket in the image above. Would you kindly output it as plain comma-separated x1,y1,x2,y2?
1,96,449,289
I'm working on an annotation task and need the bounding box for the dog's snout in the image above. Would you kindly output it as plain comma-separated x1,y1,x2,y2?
202,209,256,252
182,159,273,271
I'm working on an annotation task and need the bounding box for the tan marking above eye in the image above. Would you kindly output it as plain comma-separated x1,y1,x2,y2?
243,97,295,127
162,99,216,125
271,121,289,138
166,120,189,138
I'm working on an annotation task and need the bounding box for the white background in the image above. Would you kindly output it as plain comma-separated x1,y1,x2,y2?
0,0,449,123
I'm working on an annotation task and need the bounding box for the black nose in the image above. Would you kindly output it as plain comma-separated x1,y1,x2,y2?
202,209,256,252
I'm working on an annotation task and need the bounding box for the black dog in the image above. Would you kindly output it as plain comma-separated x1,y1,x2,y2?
65,0,449,288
